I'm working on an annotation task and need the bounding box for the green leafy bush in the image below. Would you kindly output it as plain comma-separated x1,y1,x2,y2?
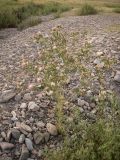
78,4,97,16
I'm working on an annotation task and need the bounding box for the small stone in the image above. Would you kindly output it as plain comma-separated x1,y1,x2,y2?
78,99,85,106
25,138,33,151
20,103,27,109
96,62,104,68
33,132,44,145
0,90,16,103
36,121,45,128
7,130,12,142
20,123,32,132
96,51,103,56
29,117,34,123
19,134,25,144
44,132,50,142
11,128,20,140
38,150,43,157
93,59,100,65
0,142,14,151
28,101,39,111
46,123,58,136
15,94,21,102
1,132,6,139
114,71,120,83
19,144,29,160
23,93,32,101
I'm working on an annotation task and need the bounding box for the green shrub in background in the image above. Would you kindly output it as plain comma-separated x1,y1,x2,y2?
0,1,71,29
113,7,120,13
78,4,97,16
17,16,42,30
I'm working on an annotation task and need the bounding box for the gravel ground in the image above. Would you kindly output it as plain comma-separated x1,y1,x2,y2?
0,14,120,160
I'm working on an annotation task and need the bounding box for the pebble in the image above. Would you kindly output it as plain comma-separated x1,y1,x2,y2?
0,142,14,151
7,130,12,142
78,99,86,106
19,144,29,160
11,128,20,140
0,89,16,103
28,101,39,111
25,138,33,151
36,121,45,128
114,71,120,83
15,94,22,102
46,123,58,136
20,103,27,109
20,123,32,132
1,132,6,139
44,132,50,142
19,134,25,144
33,132,44,145
23,93,32,101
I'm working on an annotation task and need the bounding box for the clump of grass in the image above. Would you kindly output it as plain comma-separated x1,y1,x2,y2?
77,4,97,16
113,7,120,13
0,2,41,29
41,2,71,15
17,16,42,30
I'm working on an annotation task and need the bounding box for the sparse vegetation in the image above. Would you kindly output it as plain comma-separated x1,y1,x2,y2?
17,16,41,30
113,7,120,13
33,27,120,160
0,0,70,29
77,4,97,16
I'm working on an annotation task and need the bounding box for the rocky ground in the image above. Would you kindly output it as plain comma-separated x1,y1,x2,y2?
0,14,120,160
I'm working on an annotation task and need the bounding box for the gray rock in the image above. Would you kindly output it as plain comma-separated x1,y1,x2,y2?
25,138,33,151
36,121,45,128
0,90,16,103
0,142,14,151
46,123,58,136
15,94,21,102
7,130,12,142
114,71,120,83
19,134,25,144
28,101,39,111
11,128,20,140
20,123,32,133
44,132,50,142
23,93,32,101
33,132,44,145
20,103,27,109
78,99,86,106
1,132,6,139
19,144,29,160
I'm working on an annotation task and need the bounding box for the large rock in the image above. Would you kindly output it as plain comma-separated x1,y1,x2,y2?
11,128,20,140
19,144,29,160
0,142,14,151
25,138,33,151
0,90,16,103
